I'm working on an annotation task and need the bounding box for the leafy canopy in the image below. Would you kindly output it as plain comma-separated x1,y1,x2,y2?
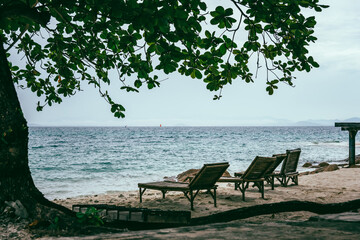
0,0,328,118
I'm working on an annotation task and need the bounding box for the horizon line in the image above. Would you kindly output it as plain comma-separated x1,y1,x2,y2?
28,124,335,128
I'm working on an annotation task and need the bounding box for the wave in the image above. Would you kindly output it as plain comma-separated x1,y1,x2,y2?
80,167,114,172
97,161,113,165
29,126,356,199
310,141,350,146
32,146,44,149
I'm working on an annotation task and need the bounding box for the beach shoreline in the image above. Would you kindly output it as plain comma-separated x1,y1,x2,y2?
2,165,360,239
53,166,360,219
29,126,358,200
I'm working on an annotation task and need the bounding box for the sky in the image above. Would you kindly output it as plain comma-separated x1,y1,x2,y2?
14,0,360,126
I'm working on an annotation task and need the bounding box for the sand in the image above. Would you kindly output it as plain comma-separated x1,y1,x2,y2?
2,166,360,239
53,167,360,220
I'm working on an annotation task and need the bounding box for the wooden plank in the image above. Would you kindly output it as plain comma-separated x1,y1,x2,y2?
335,122,360,129
138,181,190,191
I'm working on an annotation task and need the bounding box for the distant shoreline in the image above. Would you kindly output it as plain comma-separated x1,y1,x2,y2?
28,125,336,128
26,117,360,128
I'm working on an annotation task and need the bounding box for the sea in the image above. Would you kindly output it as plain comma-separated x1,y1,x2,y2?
28,126,358,200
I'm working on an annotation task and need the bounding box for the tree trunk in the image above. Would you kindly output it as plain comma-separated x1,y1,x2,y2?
0,40,72,219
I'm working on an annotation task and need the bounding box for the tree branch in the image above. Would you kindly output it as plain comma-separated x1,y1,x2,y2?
5,24,29,52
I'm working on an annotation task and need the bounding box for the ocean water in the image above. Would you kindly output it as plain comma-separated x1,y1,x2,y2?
28,126,358,200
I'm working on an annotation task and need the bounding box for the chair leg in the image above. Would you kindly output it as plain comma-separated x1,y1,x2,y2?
271,175,274,190
285,176,290,186
190,190,194,210
206,187,218,208
254,181,264,198
214,188,217,207
288,175,298,185
277,175,299,187
239,182,246,201
184,190,199,210
139,188,146,203
291,175,299,185
277,176,286,187
254,182,261,192
294,175,298,185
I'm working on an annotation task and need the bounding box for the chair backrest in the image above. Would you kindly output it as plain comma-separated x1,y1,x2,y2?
280,148,301,174
189,162,229,189
265,153,287,175
242,156,277,180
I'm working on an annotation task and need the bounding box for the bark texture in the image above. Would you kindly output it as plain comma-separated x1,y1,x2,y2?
0,41,73,219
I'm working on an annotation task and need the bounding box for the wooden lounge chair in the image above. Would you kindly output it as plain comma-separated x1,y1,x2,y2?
218,156,277,201
138,162,229,210
264,153,287,190
271,148,301,187
235,153,287,190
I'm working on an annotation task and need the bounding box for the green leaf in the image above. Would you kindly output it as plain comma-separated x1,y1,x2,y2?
219,44,227,55
11,66,19,71
174,10,188,19
266,86,274,95
148,81,155,89
134,80,142,88
311,61,319,68
199,2,207,11
121,86,139,92
215,6,225,14
195,70,202,79
210,17,220,25
148,44,156,53
205,30,211,38
225,8,233,16
190,69,196,79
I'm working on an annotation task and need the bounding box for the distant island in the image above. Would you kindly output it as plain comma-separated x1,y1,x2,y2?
27,117,360,127
294,117,360,127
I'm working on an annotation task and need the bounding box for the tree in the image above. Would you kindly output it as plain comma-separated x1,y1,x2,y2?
0,0,327,220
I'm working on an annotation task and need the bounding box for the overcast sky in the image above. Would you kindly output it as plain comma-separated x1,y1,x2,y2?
15,0,360,126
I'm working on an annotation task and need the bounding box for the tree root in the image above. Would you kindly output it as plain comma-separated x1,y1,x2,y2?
191,199,360,225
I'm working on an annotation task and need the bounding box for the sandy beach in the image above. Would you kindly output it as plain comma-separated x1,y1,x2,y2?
54,167,360,220
2,165,360,239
